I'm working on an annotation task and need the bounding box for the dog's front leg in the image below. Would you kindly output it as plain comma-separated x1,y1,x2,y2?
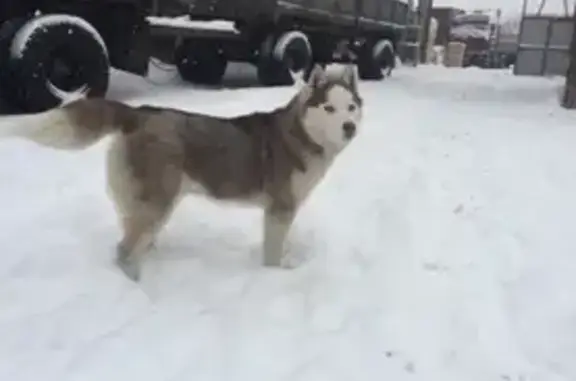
263,208,295,267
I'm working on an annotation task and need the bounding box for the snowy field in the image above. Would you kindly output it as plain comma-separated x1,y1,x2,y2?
1,63,576,381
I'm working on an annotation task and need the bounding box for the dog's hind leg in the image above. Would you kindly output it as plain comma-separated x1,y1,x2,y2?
106,136,182,281
116,205,174,281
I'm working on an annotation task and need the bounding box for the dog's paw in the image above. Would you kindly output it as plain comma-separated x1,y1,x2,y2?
281,249,308,269
281,237,315,269
146,241,157,252
262,256,306,270
262,253,283,267
261,238,313,269
116,257,141,282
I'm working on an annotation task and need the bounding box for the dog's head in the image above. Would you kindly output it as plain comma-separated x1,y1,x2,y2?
297,64,363,154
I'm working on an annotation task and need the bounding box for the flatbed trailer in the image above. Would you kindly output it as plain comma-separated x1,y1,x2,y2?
0,0,413,113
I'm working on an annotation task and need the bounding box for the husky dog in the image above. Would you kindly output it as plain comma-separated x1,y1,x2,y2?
0,64,363,281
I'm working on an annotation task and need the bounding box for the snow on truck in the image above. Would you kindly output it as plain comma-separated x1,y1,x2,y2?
0,0,411,113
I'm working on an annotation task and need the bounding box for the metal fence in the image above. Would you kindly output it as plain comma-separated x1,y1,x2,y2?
514,14,573,76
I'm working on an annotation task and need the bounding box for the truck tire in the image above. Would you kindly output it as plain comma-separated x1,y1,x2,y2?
257,31,312,87
9,14,110,113
357,38,395,81
0,18,28,111
175,40,228,85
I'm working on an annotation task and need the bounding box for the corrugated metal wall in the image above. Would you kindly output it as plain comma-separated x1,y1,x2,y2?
515,16,573,76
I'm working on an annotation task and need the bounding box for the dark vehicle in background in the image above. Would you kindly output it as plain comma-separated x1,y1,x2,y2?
0,0,413,113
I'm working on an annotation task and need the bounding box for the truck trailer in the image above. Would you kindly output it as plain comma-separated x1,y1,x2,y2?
0,0,412,113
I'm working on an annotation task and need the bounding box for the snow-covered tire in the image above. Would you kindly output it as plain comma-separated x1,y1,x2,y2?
9,14,110,112
357,38,395,81
175,39,228,85
257,31,312,87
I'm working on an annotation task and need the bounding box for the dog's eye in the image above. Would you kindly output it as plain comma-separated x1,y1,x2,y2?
323,105,336,113
348,104,356,112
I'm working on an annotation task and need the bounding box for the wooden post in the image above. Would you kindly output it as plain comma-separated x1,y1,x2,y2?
418,0,434,63
561,4,576,108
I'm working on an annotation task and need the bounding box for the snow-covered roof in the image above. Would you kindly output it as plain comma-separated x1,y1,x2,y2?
450,24,491,39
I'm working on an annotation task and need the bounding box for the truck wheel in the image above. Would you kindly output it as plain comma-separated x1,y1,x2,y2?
175,40,228,85
9,14,110,113
357,38,395,81
0,18,28,111
258,31,312,87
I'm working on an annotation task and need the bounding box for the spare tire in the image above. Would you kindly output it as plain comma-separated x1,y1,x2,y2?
357,38,395,81
257,31,312,87
10,14,110,112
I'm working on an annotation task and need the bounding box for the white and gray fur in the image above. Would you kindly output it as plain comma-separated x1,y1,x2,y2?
0,64,364,281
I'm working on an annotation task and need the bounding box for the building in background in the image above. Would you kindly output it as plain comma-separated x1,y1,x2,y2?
429,6,520,68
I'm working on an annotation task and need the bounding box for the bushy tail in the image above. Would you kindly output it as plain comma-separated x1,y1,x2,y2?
0,99,130,150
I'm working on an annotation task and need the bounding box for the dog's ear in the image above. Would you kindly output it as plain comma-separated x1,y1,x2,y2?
341,64,358,91
307,64,327,89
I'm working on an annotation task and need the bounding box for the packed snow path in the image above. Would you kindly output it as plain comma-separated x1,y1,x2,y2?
1,65,576,381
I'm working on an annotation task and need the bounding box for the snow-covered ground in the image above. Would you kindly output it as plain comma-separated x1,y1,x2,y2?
1,63,576,381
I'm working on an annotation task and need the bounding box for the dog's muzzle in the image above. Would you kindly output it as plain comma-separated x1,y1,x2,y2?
342,121,356,139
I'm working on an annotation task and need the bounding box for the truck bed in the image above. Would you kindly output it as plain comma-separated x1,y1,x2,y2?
173,0,410,28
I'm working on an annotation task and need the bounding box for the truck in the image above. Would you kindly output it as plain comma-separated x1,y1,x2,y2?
0,0,413,113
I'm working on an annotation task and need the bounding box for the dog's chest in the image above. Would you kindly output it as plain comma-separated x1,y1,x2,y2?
290,157,330,203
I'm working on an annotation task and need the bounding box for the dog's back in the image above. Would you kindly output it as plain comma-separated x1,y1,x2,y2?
0,97,306,204
115,105,268,203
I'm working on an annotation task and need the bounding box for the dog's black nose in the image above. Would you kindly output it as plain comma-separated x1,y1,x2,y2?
342,121,356,138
